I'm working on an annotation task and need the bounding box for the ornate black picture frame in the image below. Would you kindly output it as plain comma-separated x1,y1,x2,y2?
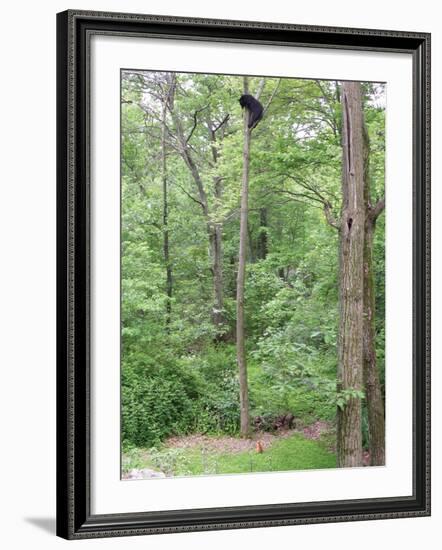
56,9,430,540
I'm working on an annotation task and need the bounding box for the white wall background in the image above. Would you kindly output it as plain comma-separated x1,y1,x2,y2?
0,1,439,548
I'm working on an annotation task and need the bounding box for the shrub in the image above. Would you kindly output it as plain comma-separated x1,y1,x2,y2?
178,345,240,435
122,345,241,447
122,354,204,447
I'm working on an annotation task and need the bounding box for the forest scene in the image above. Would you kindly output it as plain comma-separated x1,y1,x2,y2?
120,70,386,480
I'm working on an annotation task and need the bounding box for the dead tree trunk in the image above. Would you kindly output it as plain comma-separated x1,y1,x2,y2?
237,77,251,437
337,81,365,468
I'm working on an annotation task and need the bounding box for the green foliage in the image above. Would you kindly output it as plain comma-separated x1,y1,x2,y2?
148,447,195,477
178,345,241,434
120,71,386,460
335,388,366,411
122,354,204,447
122,345,243,447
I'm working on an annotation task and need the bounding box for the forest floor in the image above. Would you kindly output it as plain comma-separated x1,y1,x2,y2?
164,420,332,454
122,421,336,479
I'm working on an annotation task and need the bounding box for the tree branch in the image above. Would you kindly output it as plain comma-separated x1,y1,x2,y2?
255,79,266,101
323,201,340,230
370,197,385,221
263,174,340,229
279,173,334,206
212,114,230,133
173,180,205,209
262,79,281,117
186,106,208,143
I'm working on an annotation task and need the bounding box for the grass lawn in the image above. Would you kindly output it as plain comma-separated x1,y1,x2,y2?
123,432,336,478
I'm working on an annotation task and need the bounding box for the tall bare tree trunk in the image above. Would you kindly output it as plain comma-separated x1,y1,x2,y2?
210,167,226,339
337,81,365,467
237,77,251,437
210,219,225,335
363,216,385,465
207,120,227,339
362,123,385,466
161,77,175,327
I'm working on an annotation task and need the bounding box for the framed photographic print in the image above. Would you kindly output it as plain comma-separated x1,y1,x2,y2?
56,9,430,539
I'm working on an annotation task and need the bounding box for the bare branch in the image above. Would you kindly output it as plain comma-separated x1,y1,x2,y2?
170,112,209,215
186,106,209,143
173,180,205,209
255,79,266,101
212,114,230,133
263,79,282,115
323,202,340,230
370,197,385,221
260,174,340,229
279,173,333,206
278,188,324,205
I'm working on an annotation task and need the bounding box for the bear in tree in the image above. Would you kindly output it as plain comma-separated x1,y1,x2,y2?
239,94,264,129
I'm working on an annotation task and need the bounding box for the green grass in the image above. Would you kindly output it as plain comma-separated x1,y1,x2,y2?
123,433,336,477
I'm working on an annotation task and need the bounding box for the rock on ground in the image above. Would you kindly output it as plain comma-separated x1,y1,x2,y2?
123,468,166,480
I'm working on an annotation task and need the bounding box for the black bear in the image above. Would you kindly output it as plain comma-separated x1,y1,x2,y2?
239,94,264,129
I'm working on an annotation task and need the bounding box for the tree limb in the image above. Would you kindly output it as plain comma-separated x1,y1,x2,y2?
255,79,266,101
323,201,340,230
370,197,385,221
173,180,205,209
263,79,282,116
212,114,230,133
186,106,209,143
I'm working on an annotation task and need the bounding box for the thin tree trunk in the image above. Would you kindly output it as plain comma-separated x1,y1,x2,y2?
210,219,225,336
212,169,226,338
257,207,268,260
247,222,256,263
208,120,227,338
161,78,174,327
337,81,365,468
362,121,385,465
237,77,251,437
172,112,227,340
229,255,237,298
363,216,385,465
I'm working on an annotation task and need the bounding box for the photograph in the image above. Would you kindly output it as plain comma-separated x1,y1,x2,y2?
120,70,387,480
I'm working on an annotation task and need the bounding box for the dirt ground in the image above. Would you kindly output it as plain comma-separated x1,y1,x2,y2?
164,420,332,454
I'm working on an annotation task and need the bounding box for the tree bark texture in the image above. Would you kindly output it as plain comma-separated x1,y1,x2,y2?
363,217,385,465
236,78,251,437
364,115,385,466
362,120,385,466
209,219,225,335
161,76,175,327
337,81,365,468
208,122,227,338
